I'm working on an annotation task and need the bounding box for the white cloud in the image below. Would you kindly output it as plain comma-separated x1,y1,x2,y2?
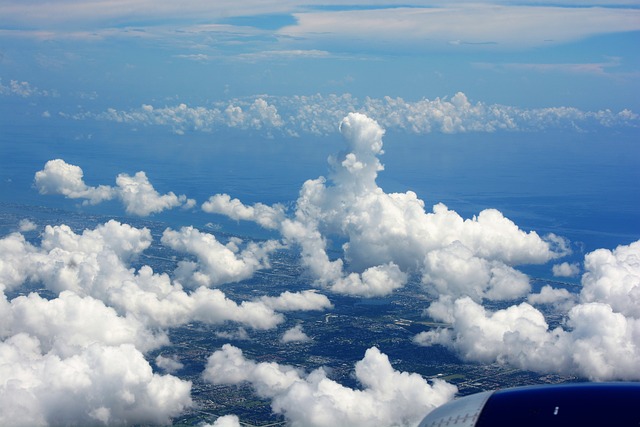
281,324,310,343
0,218,341,363
0,78,56,97
0,215,339,425
249,98,284,129
280,6,640,50
0,223,200,425
2,290,167,357
0,337,192,427
34,159,194,216
77,92,638,136
415,297,640,381
580,240,640,317
552,261,581,277
204,113,564,298
416,239,640,381
34,159,116,205
202,194,286,230
0,221,330,331
236,49,331,62
202,414,242,427
2,220,153,294
203,344,457,427
422,242,531,302
4,225,255,328
115,171,190,216
215,328,250,341
330,263,408,298
155,354,184,374
3,2,639,57
27,113,568,301
527,285,576,312
259,290,332,312
18,219,37,232
90,98,285,134
482,57,626,76
114,278,286,330
161,226,280,288
0,1,298,30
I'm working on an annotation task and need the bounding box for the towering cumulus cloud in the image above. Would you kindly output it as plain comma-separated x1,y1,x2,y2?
204,113,567,298
35,159,195,216
203,344,457,427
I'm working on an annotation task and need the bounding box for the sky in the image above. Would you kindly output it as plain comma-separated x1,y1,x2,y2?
1,0,640,113
1,1,640,427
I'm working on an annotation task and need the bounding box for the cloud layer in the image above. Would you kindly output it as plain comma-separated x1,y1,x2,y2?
70,92,638,136
280,6,640,50
2,2,639,53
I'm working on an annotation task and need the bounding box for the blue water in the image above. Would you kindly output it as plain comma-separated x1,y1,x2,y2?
1,117,639,266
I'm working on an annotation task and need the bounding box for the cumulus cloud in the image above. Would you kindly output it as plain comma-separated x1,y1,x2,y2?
161,226,280,288
330,263,408,298
0,337,192,427
281,324,310,343
34,159,195,216
527,285,576,312
416,296,640,381
0,223,199,425
214,328,250,341
421,242,531,302
1,235,280,331
552,261,581,277
259,290,333,312
2,290,167,356
203,344,457,427
115,171,191,216
204,113,566,298
34,159,116,205
18,219,37,232
416,239,640,381
0,221,332,331
202,194,286,230
0,78,57,98
155,354,184,374
0,214,341,425
77,92,639,136
580,240,640,317
202,414,241,427
115,279,286,330
87,98,285,135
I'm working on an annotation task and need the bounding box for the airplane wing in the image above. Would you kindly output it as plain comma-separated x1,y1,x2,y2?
419,382,640,427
